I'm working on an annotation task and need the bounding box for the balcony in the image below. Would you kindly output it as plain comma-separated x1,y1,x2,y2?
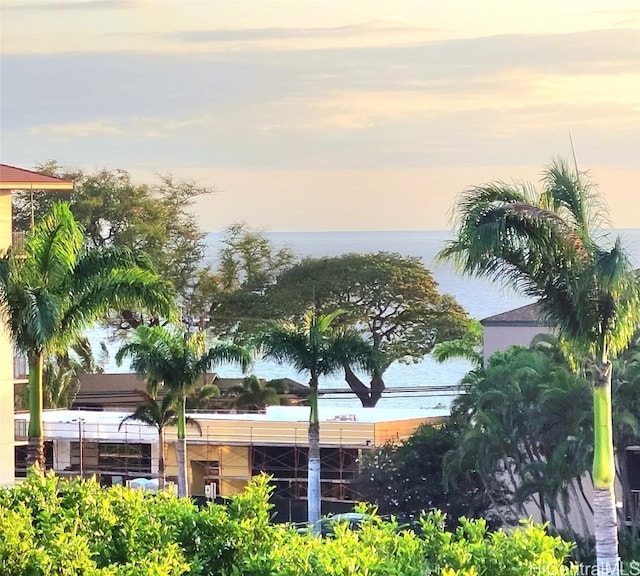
14,352,28,383
12,231,26,254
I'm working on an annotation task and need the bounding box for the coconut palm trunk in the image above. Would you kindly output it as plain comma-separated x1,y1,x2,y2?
307,376,321,527
26,352,45,468
176,395,189,497
592,357,619,573
157,427,166,490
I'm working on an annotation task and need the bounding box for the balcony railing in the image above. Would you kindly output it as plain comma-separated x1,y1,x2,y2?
12,231,27,254
14,353,28,382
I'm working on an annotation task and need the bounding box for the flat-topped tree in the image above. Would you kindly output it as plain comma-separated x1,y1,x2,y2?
438,158,640,575
0,202,176,469
266,253,469,406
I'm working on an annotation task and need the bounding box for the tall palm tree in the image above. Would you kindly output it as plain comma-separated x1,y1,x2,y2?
116,325,251,497
257,309,374,529
0,203,175,469
438,159,640,574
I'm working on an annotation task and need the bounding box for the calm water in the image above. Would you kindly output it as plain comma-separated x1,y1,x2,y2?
96,229,640,410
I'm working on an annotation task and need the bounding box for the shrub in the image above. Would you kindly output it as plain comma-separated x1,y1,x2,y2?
0,471,576,575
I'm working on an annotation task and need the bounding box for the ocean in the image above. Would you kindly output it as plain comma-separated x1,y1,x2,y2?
196,228,640,410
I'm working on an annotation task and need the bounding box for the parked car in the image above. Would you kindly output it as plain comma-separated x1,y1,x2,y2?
294,512,372,536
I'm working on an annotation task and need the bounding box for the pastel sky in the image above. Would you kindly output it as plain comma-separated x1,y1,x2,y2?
1,0,639,231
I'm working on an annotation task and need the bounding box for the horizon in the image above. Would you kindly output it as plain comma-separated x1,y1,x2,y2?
2,1,639,231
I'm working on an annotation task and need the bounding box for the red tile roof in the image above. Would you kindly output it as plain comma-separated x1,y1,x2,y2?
0,164,74,190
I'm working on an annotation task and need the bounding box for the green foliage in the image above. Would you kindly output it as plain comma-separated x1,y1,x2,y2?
446,345,594,540
228,375,282,410
419,511,576,575
263,253,469,406
0,472,576,575
13,162,212,321
433,320,483,367
438,159,640,569
1,202,176,467
356,422,490,527
208,222,297,342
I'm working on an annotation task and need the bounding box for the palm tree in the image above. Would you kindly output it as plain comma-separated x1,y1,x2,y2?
43,337,109,409
438,158,640,574
0,203,175,469
118,389,203,489
119,390,178,489
116,325,251,497
432,319,483,367
256,308,374,529
228,375,281,410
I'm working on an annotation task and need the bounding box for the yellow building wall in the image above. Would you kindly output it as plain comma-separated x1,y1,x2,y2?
374,417,444,445
219,445,249,496
160,415,438,498
164,442,250,497
0,192,15,485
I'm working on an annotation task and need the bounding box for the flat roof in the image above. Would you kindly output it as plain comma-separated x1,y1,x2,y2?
17,405,449,426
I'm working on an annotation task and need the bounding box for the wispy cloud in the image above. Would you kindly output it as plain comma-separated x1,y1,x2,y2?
28,119,123,140
2,0,135,11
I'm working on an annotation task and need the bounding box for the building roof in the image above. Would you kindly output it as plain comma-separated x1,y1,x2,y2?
0,163,74,191
18,406,448,427
15,406,447,448
481,303,551,327
74,373,309,410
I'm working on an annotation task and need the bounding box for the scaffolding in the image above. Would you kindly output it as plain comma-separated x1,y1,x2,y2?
15,417,366,502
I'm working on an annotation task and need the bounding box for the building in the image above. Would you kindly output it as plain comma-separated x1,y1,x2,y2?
480,302,640,534
72,373,310,410
14,406,445,520
0,163,73,485
480,303,552,361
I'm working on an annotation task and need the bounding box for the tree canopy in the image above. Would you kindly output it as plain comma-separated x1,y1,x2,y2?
265,253,469,405
355,421,490,529
13,162,213,328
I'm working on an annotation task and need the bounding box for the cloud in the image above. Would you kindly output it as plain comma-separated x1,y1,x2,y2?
28,119,123,140
168,23,384,43
2,25,638,174
2,0,135,11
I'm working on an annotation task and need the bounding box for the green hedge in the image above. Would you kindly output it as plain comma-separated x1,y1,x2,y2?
0,472,575,575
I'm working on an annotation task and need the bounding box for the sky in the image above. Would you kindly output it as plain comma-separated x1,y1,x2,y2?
1,0,639,232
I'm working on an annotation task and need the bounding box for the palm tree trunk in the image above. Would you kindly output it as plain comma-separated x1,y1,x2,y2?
592,361,619,575
176,396,188,497
158,428,166,490
26,351,45,470
308,379,321,531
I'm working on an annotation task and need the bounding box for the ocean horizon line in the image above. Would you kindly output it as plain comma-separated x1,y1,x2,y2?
204,226,640,236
